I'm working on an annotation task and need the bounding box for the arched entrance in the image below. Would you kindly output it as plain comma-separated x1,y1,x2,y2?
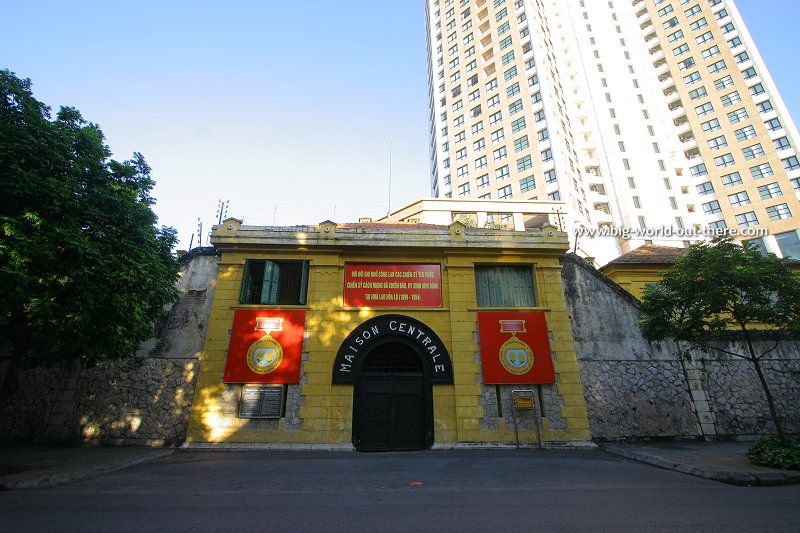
332,315,453,452
353,342,430,452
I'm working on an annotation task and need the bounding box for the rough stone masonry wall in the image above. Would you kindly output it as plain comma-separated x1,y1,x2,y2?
0,248,217,445
561,254,800,440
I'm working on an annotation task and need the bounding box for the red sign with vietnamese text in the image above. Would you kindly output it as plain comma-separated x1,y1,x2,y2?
344,264,442,307
477,311,556,384
223,309,306,384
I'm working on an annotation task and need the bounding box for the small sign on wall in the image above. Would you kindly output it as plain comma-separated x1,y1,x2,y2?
477,311,556,384
239,385,285,418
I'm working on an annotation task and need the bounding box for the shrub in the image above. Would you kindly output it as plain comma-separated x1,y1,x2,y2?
746,436,800,470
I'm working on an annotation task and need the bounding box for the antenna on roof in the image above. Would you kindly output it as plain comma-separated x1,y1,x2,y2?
387,138,393,217
215,199,229,224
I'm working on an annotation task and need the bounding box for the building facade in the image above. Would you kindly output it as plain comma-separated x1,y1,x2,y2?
424,0,800,264
185,219,591,450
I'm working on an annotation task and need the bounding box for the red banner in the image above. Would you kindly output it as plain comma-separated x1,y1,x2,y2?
344,264,442,307
477,311,556,384
223,309,306,384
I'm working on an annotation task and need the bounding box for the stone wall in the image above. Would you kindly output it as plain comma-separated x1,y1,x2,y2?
0,248,217,445
4,247,796,445
561,254,800,440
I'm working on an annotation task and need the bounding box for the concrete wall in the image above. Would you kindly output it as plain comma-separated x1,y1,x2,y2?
561,254,800,440
0,248,218,445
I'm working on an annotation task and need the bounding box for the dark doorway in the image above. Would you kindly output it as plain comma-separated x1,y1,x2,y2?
354,342,431,452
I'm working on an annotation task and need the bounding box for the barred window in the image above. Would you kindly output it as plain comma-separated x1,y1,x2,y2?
240,260,309,305
475,266,536,307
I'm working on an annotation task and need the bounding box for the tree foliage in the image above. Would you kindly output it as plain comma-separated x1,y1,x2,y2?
639,236,800,435
0,69,179,396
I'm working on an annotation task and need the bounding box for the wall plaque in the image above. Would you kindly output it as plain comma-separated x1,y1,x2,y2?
238,385,284,418
344,263,442,307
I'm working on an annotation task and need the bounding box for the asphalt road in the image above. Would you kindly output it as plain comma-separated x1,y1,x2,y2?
1,449,798,532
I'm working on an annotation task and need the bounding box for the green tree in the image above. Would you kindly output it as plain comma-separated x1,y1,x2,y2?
639,237,800,436
0,69,179,401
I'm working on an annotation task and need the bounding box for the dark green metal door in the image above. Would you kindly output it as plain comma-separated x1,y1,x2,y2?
355,342,427,452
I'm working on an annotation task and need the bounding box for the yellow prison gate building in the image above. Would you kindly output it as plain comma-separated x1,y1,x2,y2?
186,218,591,450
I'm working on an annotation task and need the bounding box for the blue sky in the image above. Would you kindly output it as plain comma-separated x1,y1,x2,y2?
2,1,798,249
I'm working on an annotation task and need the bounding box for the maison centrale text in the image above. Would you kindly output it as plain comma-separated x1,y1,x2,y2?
339,319,447,375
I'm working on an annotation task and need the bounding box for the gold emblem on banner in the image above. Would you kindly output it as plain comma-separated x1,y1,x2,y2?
246,318,284,375
498,319,534,375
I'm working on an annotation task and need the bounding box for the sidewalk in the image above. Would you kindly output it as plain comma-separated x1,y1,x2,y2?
0,447,174,490
602,441,800,486
1,441,798,490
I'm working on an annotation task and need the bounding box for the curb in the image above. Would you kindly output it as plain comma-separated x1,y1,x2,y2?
181,441,600,452
181,443,357,452
0,449,175,491
601,444,800,486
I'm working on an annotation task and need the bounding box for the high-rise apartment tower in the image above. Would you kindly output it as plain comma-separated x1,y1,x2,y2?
424,0,800,264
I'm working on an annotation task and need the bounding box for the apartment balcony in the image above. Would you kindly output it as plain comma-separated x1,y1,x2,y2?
589,182,607,195
573,105,589,120
680,128,698,146
678,130,695,144
776,146,795,159
587,188,608,207
666,92,682,109
568,76,585,93
637,8,651,26
583,169,603,186
684,146,701,160
768,128,788,141
574,121,592,135
591,205,614,224
667,96,684,113
744,72,762,87
671,107,688,124
723,28,740,41
571,89,586,106
584,160,601,173
663,81,678,97
760,109,779,122
674,119,691,136
575,136,595,152
650,48,665,63
583,175,606,192
729,42,745,55
716,13,732,26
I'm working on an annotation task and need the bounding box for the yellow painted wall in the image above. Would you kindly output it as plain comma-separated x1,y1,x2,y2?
601,266,665,301
186,229,591,447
